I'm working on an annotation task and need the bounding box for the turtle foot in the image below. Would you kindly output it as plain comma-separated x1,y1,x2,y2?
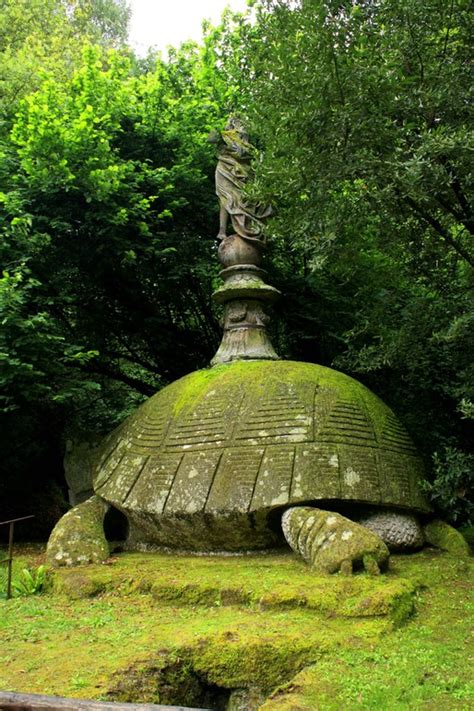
281,506,389,575
423,519,471,557
46,495,110,567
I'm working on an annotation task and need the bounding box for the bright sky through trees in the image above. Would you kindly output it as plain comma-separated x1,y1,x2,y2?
128,0,249,55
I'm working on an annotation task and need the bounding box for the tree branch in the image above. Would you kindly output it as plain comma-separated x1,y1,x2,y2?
403,195,474,267
75,362,155,396
440,0,455,65
434,193,465,225
449,175,474,235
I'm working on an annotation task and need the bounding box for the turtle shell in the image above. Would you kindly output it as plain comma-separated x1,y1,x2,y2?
94,361,430,550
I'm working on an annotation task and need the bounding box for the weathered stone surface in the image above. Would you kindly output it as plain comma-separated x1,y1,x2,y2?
211,257,280,365
64,434,101,506
217,233,262,268
281,506,389,574
211,121,279,366
92,360,430,552
359,511,424,551
227,688,266,711
213,117,271,245
423,519,471,557
46,495,109,566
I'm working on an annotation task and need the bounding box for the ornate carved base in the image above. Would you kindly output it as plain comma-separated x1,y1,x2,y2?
211,299,279,365
211,235,280,366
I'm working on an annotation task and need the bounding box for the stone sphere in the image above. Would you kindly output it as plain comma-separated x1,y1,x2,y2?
218,234,262,267
94,361,429,551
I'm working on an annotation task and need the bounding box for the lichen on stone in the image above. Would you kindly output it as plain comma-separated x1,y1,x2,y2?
85,359,430,556
281,506,389,574
46,495,109,567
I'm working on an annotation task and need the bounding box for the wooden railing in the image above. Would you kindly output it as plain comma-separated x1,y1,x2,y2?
0,514,35,599
0,691,211,710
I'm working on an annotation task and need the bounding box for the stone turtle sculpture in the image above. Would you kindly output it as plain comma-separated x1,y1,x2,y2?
47,120,469,572
47,360,465,573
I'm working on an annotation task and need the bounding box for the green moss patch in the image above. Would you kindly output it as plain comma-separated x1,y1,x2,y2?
0,547,471,709
52,550,415,625
167,360,396,424
424,519,471,557
260,551,474,710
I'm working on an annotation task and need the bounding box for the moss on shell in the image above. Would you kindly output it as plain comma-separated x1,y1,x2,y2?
168,360,392,423
90,359,429,557
116,359,408,440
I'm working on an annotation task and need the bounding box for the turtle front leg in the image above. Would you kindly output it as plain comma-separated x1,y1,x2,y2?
46,495,110,567
281,506,389,575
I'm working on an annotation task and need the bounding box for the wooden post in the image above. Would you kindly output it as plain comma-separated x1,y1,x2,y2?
7,521,14,600
0,515,35,599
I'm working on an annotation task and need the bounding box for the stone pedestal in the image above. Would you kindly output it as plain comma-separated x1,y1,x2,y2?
211,235,280,366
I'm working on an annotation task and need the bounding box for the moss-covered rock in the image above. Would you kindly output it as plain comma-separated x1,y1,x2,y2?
423,519,471,557
46,496,109,567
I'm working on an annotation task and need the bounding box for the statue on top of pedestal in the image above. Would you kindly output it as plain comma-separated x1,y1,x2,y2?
211,116,271,246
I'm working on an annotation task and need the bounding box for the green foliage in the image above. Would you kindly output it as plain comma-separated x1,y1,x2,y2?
215,0,473,513
72,0,131,46
425,447,474,525
1,43,223,414
237,0,472,257
0,0,130,122
0,562,49,598
11,564,49,596
0,0,472,526
0,9,228,525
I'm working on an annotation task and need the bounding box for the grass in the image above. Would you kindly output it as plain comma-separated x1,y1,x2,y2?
0,544,48,599
260,554,474,710
0,546,472,709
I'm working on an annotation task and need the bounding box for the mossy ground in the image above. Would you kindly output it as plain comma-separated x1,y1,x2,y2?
0,546,472,709
260,553,473,710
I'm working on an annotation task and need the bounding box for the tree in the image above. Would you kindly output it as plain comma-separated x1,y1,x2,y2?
215,0,473,521
0,40,227,530
1,0,472,529
0,0,130,122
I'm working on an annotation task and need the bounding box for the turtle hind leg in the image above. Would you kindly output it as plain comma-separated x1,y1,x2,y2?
359,512,471,557
46,495,110,567
358,511,424,551
281,506,389,575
